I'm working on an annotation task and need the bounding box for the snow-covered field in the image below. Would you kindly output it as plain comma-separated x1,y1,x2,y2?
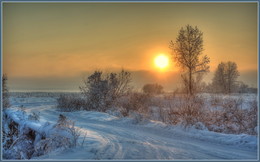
4,95,258,160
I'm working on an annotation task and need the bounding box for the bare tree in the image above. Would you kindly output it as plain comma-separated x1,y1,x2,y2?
212,61,239,94
212,62,226,93
169,25,210,95
226,62,240,93
2,74,10,109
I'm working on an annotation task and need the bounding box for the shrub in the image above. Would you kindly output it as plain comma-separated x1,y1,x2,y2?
57,95,86,112
142,83,163,95
2,114,19,151
205,97,258,135
80,70,132,112
2,112,35,159
119,92,150,116
55,114,81,147
243,100,257,135
34,114,81,156
3,135,34,159
129,111,148,124
169,95,205,127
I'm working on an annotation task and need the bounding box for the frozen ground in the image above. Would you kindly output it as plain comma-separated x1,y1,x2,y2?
6,96,258,160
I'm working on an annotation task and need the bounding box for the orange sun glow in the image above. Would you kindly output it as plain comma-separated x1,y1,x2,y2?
154,54,169,69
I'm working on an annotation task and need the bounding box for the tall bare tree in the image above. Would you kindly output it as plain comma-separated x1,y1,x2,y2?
170,25,210,95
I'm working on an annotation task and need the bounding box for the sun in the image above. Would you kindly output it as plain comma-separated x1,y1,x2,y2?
154,54,169,69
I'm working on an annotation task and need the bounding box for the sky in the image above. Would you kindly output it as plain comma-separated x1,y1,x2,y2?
3,2,258,92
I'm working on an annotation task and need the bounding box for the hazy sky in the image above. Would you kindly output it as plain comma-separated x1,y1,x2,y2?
3,2,258,91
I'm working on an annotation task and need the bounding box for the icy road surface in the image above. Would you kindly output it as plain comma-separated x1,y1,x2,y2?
10,97,258,160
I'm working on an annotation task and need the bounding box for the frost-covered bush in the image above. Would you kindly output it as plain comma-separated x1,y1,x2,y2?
119,92,150,116
2,114,19,151
3,135,35,159
57,70,132,112
168,95,205,127
157,107,169,123
81,71,110,111
33,114,82,156
129,111,149,124
205,97,258,135
213,98,245,134
160,93,258,135
2,112,35,159
3,112,83,159
119,92,257,135
57,94,86,112
245,100,258,135
55,114,81,147
80,70,132,112
34,134,71,156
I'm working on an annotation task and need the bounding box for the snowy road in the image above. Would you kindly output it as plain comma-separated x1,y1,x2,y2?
72,115,257,160
11,97,258,160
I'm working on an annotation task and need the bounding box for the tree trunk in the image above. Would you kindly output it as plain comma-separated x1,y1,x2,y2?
189,68,193,96
228,81,231,94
